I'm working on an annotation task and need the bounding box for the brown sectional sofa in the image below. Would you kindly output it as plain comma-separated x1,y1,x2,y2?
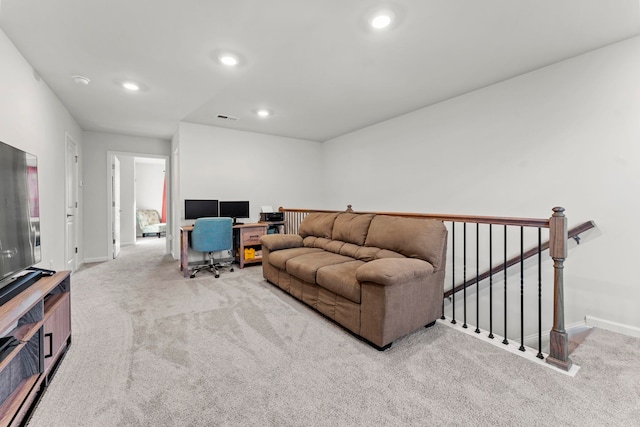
260,211,448,350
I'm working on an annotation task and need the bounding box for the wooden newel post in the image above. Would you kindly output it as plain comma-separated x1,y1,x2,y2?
547,207,572,371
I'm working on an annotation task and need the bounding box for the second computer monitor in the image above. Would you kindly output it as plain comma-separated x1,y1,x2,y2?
219,201,250,225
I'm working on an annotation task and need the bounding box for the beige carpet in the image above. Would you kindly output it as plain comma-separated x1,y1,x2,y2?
27,238,640,426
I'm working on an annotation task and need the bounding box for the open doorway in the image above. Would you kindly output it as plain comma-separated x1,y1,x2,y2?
134,157,166,243
107,152,169,260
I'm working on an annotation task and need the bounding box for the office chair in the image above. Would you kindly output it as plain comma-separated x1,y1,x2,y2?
190,217,234,278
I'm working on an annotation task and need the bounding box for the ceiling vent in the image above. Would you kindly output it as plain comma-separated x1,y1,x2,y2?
217,114,239,121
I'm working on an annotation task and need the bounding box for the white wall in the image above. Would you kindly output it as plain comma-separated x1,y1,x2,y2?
82,131,170,261
174,122,324,257
0,29,83,272
135,162,165,213
323,35,640,332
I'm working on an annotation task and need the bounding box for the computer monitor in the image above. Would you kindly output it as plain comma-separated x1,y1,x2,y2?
184,199,219,220
219,201,250,225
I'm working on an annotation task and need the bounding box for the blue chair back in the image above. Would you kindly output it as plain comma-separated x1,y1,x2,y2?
191,217,233,252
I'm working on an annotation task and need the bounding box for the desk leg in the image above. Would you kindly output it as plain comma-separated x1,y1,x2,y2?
180,229,189,277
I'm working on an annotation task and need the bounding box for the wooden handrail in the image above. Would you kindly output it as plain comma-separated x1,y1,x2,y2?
279,206,550,228
444,220,596,299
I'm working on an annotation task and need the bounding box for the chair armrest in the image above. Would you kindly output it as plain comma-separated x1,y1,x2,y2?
260,234,303,251
356,258,434,286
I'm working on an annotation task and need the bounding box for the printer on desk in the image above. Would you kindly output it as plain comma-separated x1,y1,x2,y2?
260,212,284,222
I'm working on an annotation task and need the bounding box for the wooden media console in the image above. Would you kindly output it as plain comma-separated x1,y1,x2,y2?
0,271,71,426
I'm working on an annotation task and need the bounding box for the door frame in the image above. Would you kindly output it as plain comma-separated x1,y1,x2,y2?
112,156,121,258
106,151,171,260
64,132,79,271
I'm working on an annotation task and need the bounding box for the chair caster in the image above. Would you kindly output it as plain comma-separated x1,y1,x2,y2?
215,274,220,278
230,268,234,272
190,274,196,279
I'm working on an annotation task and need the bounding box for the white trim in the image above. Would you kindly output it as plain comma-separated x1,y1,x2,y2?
585,316,640,338
64,132,79,272
522,320,586,348
107,151,170,261
83,257,109,263
438,317,581,377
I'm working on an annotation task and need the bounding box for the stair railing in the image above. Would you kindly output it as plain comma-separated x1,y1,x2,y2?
278,205,591,371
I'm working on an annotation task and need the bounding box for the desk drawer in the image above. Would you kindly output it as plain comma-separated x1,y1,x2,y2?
242,230,264,245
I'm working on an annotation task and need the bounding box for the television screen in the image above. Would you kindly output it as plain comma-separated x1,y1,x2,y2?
219,201,250,224
184,199,218,220
0,141,41,284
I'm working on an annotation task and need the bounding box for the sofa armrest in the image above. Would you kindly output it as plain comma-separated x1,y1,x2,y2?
356,258,434,286
260,234,303,251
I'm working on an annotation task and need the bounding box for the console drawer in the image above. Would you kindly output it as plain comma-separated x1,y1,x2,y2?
242,231,263,245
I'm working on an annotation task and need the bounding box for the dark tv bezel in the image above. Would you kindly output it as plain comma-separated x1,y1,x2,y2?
0,141,42,286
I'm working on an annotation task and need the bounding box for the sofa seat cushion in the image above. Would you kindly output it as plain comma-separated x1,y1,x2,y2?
356,258,434,286
316,260,365,303
286,252,355,284
268,247,323,270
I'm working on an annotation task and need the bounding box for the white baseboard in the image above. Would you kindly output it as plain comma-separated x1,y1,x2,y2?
438,317,580,376
83,256,109,263
585,316,640,338
523,320,586,348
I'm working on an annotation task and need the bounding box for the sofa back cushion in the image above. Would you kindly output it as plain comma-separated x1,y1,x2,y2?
364,215,447,269
298,212,340,239
331,213,375,246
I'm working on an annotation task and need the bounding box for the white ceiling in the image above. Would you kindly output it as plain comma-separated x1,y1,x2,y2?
1,0,639,142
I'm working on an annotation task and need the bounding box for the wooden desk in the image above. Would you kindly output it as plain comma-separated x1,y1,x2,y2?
179,223,268,276
179,225,194,277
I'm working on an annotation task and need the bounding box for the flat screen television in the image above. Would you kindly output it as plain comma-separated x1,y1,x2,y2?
0,141,42,303
219,201,250,225
184,199,219,220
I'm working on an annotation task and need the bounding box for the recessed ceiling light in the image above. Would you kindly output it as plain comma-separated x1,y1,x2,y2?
219,54,239,66
371,13,392,29
122,81,140,91
256,109,270,117
72,75,90,85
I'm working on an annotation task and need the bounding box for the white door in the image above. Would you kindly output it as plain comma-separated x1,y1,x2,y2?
112,157,121,258
65,134,78,271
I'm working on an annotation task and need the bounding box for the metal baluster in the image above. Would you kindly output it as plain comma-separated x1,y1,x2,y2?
520,226,525,352
537,228,544,359
475,223,480,334
441,222,447,320
463,222,468,329
451,222,456,325
488,224,494,339
503,225,509,345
